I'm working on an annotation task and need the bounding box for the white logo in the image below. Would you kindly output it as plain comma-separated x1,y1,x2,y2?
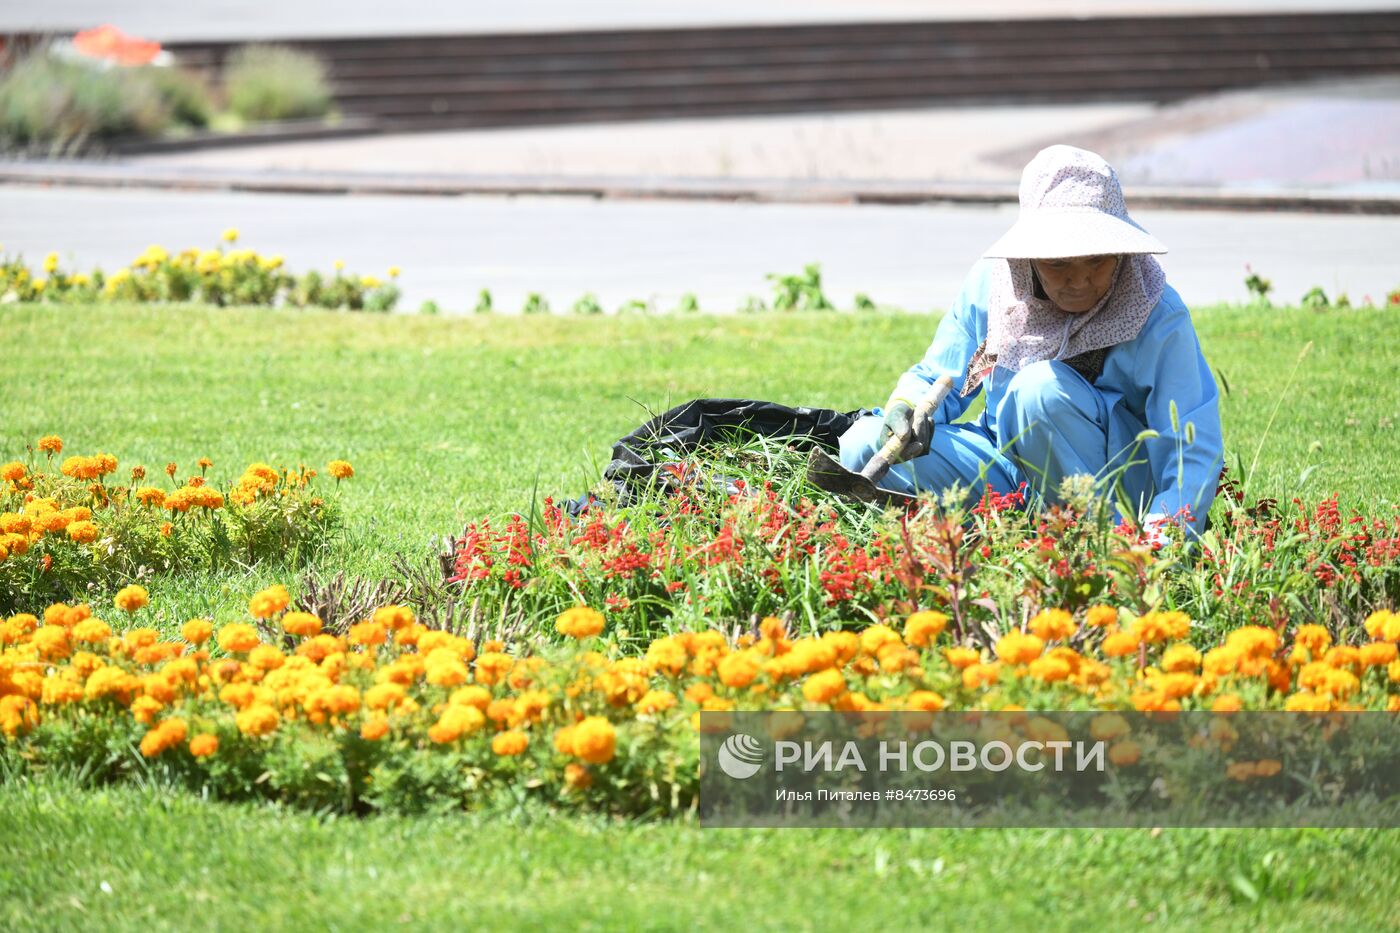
718,733,765,779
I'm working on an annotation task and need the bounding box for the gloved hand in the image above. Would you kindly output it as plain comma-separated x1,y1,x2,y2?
878,400,933,463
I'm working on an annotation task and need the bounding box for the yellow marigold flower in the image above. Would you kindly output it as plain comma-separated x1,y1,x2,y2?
248,584,291,619
571,716,617,764
387,265,401,278
372,605,414,630
221,227,239,243
1161,643,1202,673
717,651,760,689
1364,610,1400,643
1027,654,1072,682
903,611,949,648
636,689,678,715
65,520,99,544
326,459,354,480
1080,602,1114,624
41,673,85,706
428,704,485,744
216,623,261,654
189,734,219,757
360,715,390,741
962,662,1000,690
248,644,285,671
1089,713,1130,742
1293,624,1331,656
1211,693,1244,712
181,619,213,644
43,251,59,273
903,690,946,712
555,606,605,639
71,618,112,643
1360,641,1398,668
426,658,470,687
32,625,70,660
347,620,387,647
943,646,981,669
564,762,592,790
1130,611,1191,644
282,612,323,637
1102,630,1140,658
1108,740,1141,767
492,730,530,756
0,696,39,738
448,685,492,711
1028,609,1077,642
113,584,149,614
235,703,280,737
994,631,1044,666
858,624,901,658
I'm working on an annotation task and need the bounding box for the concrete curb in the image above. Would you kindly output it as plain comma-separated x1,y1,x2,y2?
2,161,1398,214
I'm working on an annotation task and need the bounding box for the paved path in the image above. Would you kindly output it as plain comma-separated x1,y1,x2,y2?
4,185,1397,312
8,1,1397,40
127,79,1400,196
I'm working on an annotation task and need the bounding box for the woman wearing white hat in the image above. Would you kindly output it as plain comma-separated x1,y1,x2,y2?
838,145,1223,537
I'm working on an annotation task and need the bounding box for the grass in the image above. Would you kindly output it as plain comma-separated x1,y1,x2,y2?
3,777,1398,932
2,301,1399,929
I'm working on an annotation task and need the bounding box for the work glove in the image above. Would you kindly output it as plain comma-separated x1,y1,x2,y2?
878,400,933,463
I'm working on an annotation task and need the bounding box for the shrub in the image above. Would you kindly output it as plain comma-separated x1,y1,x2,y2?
223,44,332,122
0,50,168,154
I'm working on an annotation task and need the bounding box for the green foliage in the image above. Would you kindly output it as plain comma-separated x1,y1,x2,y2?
767,262,835,312
675,292,700,313
1244,265,1274,306
1300,286,1330,310
473,288,493,314
521,292,550,315
571,293,604,316
853,292,878,311
223,44,332,122
0,51,168,154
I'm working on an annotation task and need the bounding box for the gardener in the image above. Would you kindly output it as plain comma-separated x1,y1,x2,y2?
838,145,1223,539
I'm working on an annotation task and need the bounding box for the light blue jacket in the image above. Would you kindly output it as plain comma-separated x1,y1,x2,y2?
889,259,1224,530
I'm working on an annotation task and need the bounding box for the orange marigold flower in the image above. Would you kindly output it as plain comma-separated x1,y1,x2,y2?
564,762,592,790
165,462,178,478
139,717,188,758
636,689,678,715
248,584,290,619
1027,609,1077,642
282,612,323,637
428,705,485,744
994,631,1044,666
1363,610,1400,643
0,461,24,482
1130,611,1191,644
962,662,1000,690
372,605,415,630
903,690,946,712
1359,642,1398,668
1102,630,1140,658
327,460,354,480
1160,643,1202,673
71,618,112,643
360,715,390,741
571,716,617,764
718,651,760,689
189,734,219,757
235,703,280,737
555,606,605,639
113,584,149,613
903,611,949,648
1293,624,1331,656
1211,693,1244,712
943,646,981,669
347,620,387,647
160,521,173,537
1108,740,1141,767
216,623,260,654
492,730,530,756
802,668,848,704
181,619,213,644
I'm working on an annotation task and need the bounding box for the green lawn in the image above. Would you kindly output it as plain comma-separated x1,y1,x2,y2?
2,302,1399,930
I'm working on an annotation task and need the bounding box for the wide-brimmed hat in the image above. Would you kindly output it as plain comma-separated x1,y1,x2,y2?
981,145,1167,260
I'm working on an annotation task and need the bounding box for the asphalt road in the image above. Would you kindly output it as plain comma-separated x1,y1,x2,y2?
3,185,1398,313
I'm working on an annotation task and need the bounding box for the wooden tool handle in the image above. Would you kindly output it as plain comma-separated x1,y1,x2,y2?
860,375,955,484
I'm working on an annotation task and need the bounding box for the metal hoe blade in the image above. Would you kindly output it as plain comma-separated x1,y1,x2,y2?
805,447,917,507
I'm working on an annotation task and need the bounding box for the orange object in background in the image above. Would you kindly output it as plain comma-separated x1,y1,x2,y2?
71,24,162,66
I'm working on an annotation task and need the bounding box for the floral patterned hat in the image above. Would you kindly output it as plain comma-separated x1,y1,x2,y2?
982,145,1167,259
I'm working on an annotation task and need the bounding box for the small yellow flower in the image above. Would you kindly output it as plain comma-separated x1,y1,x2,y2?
327,460,354,480
221,227,239,243
387,265,401,278
360,275,382,289
333,259,345,271
43,252,59,273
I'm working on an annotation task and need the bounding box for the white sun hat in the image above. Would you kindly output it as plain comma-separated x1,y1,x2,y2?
981,145,1167,259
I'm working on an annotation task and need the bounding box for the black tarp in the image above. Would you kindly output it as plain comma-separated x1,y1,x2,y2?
564,398,873,515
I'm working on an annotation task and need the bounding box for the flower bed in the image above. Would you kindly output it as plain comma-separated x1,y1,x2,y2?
2,583,1397,815
0,435,350,612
